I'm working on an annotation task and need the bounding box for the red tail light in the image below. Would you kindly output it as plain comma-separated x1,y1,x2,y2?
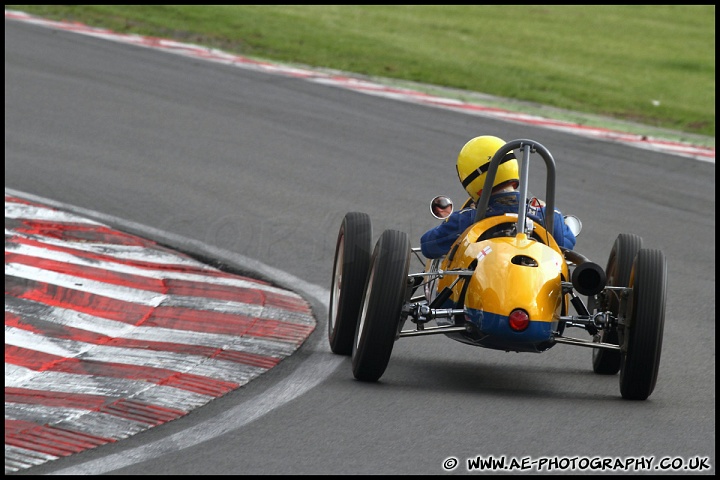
508,309,530,332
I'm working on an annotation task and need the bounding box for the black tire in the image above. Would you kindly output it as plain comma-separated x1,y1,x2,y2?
328,212,372,355
351,230,411,382
593,233,642,374
619,249,666,400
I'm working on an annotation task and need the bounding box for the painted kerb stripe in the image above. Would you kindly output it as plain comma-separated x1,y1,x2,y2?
4,194,317,473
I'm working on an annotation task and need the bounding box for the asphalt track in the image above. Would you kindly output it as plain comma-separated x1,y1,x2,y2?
5,10,716,476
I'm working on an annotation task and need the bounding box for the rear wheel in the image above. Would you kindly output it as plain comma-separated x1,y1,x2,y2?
328,212,372,355
619,249,666,400
593,233,642,374
352,230,411,382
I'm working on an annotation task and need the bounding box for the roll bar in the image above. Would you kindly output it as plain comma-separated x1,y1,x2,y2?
474,139,556,236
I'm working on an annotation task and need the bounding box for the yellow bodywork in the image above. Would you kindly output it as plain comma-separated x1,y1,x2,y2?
435,214,570,325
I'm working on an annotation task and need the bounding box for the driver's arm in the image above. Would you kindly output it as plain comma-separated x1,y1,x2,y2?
420,208,474,258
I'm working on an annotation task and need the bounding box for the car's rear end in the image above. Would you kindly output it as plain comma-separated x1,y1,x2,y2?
436,219,568,352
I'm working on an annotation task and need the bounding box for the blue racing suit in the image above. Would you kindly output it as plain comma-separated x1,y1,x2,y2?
420,191,576,259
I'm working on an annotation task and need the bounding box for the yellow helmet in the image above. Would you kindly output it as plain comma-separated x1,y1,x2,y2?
456,135,519,201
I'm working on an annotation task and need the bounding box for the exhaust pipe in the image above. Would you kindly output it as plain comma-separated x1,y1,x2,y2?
571,261,607,296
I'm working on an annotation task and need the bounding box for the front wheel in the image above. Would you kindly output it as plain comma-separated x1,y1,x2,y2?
328,212,372,355
619,249,667,400
593,233,642,375
352,229,411,382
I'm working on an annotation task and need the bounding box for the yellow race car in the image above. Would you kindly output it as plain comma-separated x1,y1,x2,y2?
329,139,666,401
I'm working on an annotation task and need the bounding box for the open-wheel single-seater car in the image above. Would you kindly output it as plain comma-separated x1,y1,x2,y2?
329,139,667,401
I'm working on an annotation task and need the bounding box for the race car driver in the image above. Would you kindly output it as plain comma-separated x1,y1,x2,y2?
420,135,577,259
